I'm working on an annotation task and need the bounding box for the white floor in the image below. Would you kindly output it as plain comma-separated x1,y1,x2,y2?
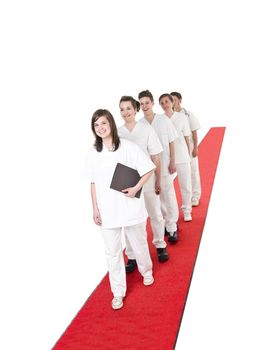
1,2,263,349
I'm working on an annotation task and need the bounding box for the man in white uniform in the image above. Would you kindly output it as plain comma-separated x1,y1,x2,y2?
118,96,169,270
85,109,155,310
171,91,202,206
138,90,179,243
159,94,192,221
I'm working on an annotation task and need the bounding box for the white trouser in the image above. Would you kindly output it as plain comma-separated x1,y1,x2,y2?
176,162,192,214
191,156,201,200
159,174,179,232
125,190,166,257
101,222,153,297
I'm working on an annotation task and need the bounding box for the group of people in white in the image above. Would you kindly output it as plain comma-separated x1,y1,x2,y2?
85,90,201,310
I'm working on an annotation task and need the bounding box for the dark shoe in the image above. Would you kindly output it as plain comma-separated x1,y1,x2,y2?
168,230,178,243
165,224,179,235
125,259,137,273
157,248,169,262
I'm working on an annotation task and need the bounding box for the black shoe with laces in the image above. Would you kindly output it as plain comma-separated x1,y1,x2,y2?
125,259,137,273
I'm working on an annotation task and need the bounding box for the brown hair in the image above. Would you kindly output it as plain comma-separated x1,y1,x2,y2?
170,91,182,101
119,96,140,112
91,109,120,152
158,93,174,103
138,90,154,102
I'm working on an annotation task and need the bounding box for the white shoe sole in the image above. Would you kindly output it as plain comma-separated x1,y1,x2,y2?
112,301,123,310
143,276,154,286
112,298,124,310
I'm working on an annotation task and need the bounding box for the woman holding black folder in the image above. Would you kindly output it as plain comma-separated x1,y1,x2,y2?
84,109,155,310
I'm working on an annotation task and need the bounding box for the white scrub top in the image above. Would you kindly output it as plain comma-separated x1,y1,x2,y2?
182,108,201,150
140,114,178,176
169,111,191,164
84,138,155,229
182,108,201,132
118,121,163,192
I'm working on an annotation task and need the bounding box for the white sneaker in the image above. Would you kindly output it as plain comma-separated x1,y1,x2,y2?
184,212,192,222
191,198,199,206
143,275,154,286
112,296,124,310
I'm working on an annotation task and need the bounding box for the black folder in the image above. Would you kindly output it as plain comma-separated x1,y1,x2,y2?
110,163,142,198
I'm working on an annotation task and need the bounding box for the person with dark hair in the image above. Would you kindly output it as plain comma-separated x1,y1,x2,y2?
159,94,193,222
171,92,202,206
84,109,155,310
118,96,169,271
138,90,179,243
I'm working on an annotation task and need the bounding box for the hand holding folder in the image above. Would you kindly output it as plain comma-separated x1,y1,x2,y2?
110,163,142,198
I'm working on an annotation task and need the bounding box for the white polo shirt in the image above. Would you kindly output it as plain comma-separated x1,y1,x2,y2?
140,114,178,176
169,111,191,164
84,138,155,229
118,121,163,192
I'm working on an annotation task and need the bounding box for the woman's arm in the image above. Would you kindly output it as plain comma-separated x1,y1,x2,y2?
122,169,154,198
91,183,102,225
184,135,191,155
151,154,161,194
168,141,176,174
192,130,198,157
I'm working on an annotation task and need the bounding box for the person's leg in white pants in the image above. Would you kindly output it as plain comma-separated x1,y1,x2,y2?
144,191,166,249
125,222,153,278
176,162,192,216
101,227,126,298
191,156,201,201
160,174,179,232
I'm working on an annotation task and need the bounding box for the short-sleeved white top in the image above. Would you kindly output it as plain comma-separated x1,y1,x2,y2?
118,121,163,192
169,111,191,164
182,108,201,152
140,114,178,176
84,138,155,229
182,108,201,132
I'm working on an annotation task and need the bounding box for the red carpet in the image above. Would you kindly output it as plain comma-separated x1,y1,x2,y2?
53,127,225,350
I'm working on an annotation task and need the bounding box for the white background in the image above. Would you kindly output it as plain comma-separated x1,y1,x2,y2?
0,1,262,349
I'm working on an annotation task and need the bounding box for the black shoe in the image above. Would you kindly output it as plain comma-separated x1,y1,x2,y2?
125,259,137,273
165,224,179,235
157,248,169,262
168,230,178,243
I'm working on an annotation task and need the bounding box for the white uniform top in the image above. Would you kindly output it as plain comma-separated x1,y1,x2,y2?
169,111,191,164
140,114,178,176
118,121,163,192
84,138,155,229
182,108,201,150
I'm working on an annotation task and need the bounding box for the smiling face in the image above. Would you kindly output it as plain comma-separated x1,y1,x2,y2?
139,97,154,114
119,101,137,123
159,96,174,114
93,115,112,140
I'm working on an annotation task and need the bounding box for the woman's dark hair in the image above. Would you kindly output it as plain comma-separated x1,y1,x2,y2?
119,96,140,112
170,91,182,100
158,93,174,103
138,90,154,102
91,109,120,152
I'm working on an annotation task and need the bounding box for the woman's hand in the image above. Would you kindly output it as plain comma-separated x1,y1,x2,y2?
93,207,102,226
168,159,176,174
155,179,161,195
122,185,139,198
192,147,198,158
